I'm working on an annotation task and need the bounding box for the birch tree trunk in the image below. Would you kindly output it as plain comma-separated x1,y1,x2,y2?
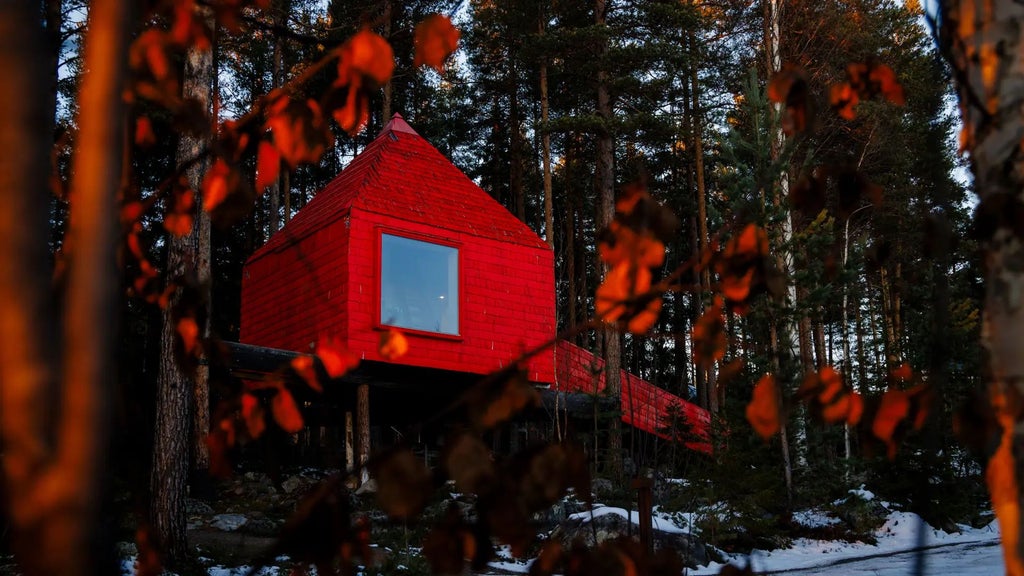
943,2,1024,573
0,0,128,572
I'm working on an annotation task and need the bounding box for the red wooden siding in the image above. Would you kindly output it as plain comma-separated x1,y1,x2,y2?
241,114,554,381
554,341,711,453
343,209,555,381
241,222,350,352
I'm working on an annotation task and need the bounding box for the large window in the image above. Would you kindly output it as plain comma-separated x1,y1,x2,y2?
380,233,459,335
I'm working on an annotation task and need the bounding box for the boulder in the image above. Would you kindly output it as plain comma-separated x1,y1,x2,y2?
551,510,708,568
211,513,248,532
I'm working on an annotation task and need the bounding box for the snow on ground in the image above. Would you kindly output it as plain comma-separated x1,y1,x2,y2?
692,489,1002,576
116,489,1004,575
490,490,1004,576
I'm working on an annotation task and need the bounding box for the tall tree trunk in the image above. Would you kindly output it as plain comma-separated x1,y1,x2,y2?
594,0,622,478
879,265,898,365
764,0,795,503
943,3,1024,573
690,47,718,413
152,9,214,565
381,0,392,121
510,80,526,223
567,175,578,333
267,1,285,237
1,0,127,572
540,14,553,249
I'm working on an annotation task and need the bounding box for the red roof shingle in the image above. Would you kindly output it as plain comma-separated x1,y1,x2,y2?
249,113,547,264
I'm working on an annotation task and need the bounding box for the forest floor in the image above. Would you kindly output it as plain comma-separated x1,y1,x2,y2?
99,468,1002,576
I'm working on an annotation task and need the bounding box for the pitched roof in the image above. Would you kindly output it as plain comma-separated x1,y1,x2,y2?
249,113,548,262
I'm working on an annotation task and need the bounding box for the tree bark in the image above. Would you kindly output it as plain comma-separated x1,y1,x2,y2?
595,0,622,478
357,383,371,485
1,0,127,572
943,2,1024,573
152,10,214,565
764,0,795,503
540,14,553,249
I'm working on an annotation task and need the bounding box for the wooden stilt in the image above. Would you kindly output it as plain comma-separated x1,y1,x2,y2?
357,383,370,485
345,411,354,476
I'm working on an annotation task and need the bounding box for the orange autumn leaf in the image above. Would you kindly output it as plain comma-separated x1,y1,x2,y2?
317,335,360,378
746,374,780,439
332,86,370,135
873,389,910,458
121,201,145,226
266,97,334,167
290,355,322,393
379,329,409,360
201,158,232,212
598,223,665,269
692,302,727,367
767,63,810,134
846,392,864,425
163,213,193,237
615,183,647,215
177,317,200,355
135,116,157,147
414,14,460,72
271,388,304,433
721,268,755,303
344,29,395,85
734,223,769,258
891,362,913,382
830,82,859,120
255,140,281,192
595,262,652,323
626,296,662,334
767,63,803,103
816,366,843,404
821,394,852,424
869,63,905,105
240,392,265,439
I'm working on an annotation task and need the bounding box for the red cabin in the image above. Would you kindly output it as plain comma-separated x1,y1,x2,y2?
240,113,709,462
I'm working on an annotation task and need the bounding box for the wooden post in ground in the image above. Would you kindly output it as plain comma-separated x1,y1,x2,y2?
357,383,370,485
345,411,354,476
632,478,653,555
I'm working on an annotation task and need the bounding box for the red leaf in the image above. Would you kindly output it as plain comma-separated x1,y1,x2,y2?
255,140,281,192
272,388,304,433
135,116,157,147
291,355,322,392
177,317,200,356
378,329,409,361
241,393,266,439
344,29,395,85
201,158,233,212
873,389,910,458
317,335,359,378
414,14,460,72
266,97,334,167
746,374,780,439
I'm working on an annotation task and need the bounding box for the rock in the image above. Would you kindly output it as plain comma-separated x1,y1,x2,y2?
116,542,138,557
244,517,280,537
552,509,708,568
355,479,378,495
211,513,249,532
591,478,614,498
186,499,215,516
281,476,304,494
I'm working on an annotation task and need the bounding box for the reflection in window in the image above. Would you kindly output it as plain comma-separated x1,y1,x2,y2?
380,234,459,335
